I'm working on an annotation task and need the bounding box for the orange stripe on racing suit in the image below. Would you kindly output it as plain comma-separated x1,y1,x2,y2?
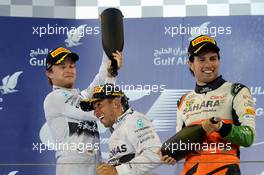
181,119,240,175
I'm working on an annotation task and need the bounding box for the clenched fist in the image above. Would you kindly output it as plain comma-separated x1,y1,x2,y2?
96,163,118,175
202,117,223,134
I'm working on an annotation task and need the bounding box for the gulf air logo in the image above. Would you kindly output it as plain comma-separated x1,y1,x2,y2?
188,21,211,40
65,24,86,47
5,171,19,175
0,71,23,95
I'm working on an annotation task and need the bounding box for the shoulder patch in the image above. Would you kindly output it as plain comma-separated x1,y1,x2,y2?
136,119,144,129
231,83,246,96
61,91,71,100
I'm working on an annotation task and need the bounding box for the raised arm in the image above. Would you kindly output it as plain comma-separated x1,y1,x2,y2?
81,51,122,99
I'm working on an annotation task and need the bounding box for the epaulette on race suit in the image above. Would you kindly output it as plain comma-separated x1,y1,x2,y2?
177,95,185,110
177,93,189,111
231,83,246,97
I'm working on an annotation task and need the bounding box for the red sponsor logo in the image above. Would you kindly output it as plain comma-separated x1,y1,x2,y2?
210,95,225,100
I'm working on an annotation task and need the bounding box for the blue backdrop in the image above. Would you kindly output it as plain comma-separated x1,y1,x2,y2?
0,16,263,175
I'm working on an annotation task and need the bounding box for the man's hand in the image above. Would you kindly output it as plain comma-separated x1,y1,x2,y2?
160,155,176,165
202,117,223,134
158,149,176,165
112,50,122,70
107,50,123,77
96,163,118,175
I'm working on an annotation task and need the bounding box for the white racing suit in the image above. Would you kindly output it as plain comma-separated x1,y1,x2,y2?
44,53,115,175
107,108,162,175
176,76,256,175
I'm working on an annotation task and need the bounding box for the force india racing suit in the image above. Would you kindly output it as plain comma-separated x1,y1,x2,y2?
44,53,115,175
107,108,162,175
176,76,256,175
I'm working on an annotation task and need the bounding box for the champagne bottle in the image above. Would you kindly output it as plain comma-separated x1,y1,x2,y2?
161,118,217,161
100,8,124,77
